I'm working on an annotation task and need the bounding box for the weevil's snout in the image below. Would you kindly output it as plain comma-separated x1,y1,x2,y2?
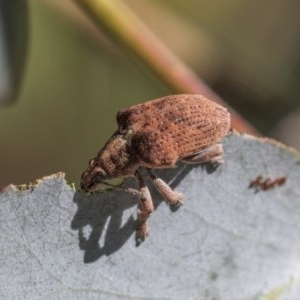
80,168,107,192
80,159,107,192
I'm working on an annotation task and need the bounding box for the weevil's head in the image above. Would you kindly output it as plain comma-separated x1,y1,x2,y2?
80,158,107,192
81,133,141,192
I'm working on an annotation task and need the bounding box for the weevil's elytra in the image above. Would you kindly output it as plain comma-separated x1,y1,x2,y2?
81,94,231,241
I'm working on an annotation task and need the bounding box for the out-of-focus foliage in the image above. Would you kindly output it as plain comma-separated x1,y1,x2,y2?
0,1,168,187
126,0,300,130
0,0,28,105
0,0,299,187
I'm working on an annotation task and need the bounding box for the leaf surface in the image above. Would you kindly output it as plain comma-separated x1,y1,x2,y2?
1,133,300,300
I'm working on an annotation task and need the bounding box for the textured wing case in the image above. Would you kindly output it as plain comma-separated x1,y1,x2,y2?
117,94,230,167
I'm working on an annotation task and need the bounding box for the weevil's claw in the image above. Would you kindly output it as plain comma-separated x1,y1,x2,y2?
209,156,224,166
169,199,184,212
170,191,184,205
135,223,149,246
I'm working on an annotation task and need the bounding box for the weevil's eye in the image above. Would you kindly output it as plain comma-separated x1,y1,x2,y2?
94,169,107,182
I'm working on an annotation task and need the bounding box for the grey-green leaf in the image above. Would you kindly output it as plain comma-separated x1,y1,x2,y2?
0,132,300,299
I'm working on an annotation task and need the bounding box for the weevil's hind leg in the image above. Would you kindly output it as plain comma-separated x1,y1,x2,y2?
134,170,154,241
146,169,184,205
181,143,223,165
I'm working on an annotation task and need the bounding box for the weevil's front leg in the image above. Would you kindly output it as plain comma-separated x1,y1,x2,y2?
181,143,223,164
134,170,154,240
101,181,141,197
146,169,184,205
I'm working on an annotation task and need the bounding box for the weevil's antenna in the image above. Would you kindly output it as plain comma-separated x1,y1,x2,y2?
101,181,141,197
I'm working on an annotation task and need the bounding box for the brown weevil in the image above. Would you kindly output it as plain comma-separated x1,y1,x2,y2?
81,94,231,240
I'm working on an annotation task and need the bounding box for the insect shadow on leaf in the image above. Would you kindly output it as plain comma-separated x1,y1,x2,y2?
72,162,217,261
71,185,136,263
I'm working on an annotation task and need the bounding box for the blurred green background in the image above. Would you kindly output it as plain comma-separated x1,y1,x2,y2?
1,0,300,187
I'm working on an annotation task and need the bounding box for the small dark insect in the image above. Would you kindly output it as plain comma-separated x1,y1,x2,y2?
249,175,287,192
81,94,231,240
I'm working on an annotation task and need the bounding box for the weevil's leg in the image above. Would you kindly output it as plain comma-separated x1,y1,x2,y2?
134,170,154,240
182,143,223,164
146,169,184,205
